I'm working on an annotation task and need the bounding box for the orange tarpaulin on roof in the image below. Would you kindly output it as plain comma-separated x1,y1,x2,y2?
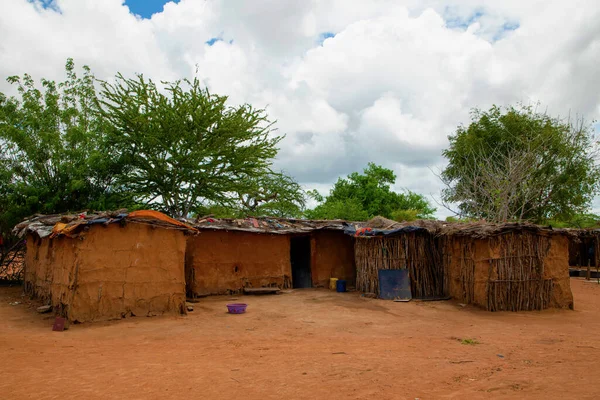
50,221,88,238
127,210,196,231
52,223,68,234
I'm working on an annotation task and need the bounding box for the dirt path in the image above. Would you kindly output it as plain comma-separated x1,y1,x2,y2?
1,278,599,400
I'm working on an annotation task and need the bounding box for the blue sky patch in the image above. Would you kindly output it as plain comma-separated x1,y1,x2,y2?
28,0,60,12
206,37,222,46
444,8,520,42
318,32,336,45
492,21,520,41
445,10,484,30
125,0,179,19
205,37,233,46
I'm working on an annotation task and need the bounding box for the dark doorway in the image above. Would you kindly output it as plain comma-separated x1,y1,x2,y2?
569,238,596,267
290,236,312,288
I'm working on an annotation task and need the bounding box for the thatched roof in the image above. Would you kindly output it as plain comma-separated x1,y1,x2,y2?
189,216,351,234
566,227,600,238
14,210,579,241
13,212,352,239
350,217,575,239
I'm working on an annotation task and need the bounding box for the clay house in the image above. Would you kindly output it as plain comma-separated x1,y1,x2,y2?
185,217,356,297
14,210,195,323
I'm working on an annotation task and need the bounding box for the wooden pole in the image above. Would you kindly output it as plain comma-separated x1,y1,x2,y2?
586,259,591,281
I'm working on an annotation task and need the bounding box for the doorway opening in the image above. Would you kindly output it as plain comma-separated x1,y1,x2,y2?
290,236,312,288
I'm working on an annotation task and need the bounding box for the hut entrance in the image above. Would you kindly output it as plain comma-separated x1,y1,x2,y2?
290,236,312,288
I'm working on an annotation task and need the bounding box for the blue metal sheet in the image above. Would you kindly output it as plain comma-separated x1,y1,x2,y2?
378,269,412,300
87,218,110,225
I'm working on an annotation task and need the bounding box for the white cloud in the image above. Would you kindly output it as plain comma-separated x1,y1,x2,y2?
2,0,600,218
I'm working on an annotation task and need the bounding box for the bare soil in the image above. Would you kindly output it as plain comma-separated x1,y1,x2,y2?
1,279,599,400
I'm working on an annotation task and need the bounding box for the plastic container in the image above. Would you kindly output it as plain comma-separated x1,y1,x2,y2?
336,280,347,293
329,278,339,290
226,303,248,314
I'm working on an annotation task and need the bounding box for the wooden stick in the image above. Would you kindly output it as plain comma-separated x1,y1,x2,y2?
587,259,591,281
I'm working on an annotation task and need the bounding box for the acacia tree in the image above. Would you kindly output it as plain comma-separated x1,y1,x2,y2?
235,172,305,217
195,172,306,218
306,163,436,221
441,104,600,223
98,74,304,218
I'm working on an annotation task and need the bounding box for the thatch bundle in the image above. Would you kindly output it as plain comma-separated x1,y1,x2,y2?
363,216,401,230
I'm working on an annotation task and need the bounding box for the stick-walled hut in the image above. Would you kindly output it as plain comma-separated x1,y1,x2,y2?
185,217,356,296
348,218,574,311
13,210,196,323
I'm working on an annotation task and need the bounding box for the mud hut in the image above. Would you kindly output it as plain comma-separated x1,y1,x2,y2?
348,218,574,311
13,210,196,323
443,223,574,311
185,217,356,296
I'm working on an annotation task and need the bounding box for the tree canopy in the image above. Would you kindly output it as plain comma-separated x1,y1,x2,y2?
0,59,135,238
305,163,436,221
441,104,600,223
0,59,305,242
97,73,304,218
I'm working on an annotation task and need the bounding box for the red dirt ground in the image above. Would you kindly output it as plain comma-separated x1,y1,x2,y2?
1,278,599,400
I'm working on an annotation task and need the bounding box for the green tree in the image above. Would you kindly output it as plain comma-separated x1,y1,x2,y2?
97,74,304,218
305,163,435,221
441,104,600,223
195,172,306,218
234,172,305,217
304,192,369,221
0,59,132,236
545,213,600,229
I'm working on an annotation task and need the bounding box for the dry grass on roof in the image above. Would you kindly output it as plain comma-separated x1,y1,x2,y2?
189,215,352,234
360,216,575,238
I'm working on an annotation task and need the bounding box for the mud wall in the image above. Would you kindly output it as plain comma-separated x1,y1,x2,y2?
543,235,574,309
186,230,291,296
70,223,187,322
24,223,187,322
310,231,356,287
472,239,493,307
24,234,77,314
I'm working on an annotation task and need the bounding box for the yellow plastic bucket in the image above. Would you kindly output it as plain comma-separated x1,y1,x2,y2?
329,278,339,290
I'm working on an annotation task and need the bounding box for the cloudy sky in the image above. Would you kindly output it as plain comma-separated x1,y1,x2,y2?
2,0,600,218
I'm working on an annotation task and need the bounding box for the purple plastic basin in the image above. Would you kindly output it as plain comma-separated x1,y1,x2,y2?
227,303,248,314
